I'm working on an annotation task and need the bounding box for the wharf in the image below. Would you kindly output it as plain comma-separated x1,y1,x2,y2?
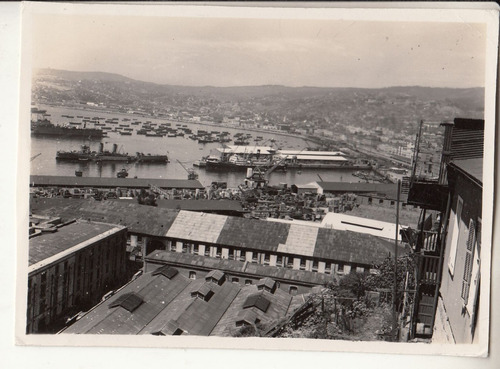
30,175,204,190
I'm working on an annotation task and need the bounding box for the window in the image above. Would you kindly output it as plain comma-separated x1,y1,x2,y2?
170,242,176,252
379,199,384,204
468,219,481,323
448,196,463,276
245,279,252,285
337,263,345,274
189,271,197,280
204,247,210,257
299,258,306,270
193,244,199,255
228,249,234,260
216,247,222,258
276,255,283,266
461,219,476,303
289,286,298,295
232,277,239,283
312,260,318,272
325,263,331,274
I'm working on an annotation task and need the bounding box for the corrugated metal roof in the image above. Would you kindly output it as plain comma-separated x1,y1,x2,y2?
314,228,403,265
316,182,400,199
320,212,406,240
61,263,313,336
145,251,336,287
217,217,290,252
32,199,405,267
30,175,204,190
279,155,348,161
166,211,228,243
277,224,318,257
211,285,295,336
216,146,274,155
279,150,346,156
450,118,484,161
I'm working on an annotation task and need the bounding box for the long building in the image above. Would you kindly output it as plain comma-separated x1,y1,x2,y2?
29,175,204,191
60,264,312,336
31,198,407,278
27,218,127,333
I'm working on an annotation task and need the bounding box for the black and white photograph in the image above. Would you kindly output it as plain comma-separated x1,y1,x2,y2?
12,1,498,359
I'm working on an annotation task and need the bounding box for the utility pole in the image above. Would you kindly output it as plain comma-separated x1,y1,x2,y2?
393,179,401,341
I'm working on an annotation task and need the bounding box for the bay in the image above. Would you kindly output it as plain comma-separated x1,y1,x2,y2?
30,105,366,188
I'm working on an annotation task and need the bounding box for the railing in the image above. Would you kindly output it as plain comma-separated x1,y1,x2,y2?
419,255,440,284
422,231,439,253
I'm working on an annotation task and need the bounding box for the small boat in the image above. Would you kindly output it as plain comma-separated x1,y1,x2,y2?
117,168,129,178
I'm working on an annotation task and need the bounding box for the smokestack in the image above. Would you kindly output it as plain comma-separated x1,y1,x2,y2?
112,144,118,154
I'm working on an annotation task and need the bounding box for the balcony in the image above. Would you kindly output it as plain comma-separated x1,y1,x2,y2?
407,180,448,211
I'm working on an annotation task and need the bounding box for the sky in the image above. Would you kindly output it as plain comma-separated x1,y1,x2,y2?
30,12,487,88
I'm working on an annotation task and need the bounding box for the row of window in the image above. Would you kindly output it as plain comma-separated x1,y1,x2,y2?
186,271,299,295
165,239,360,274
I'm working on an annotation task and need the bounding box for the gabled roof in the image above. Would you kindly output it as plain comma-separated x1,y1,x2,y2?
152,265,179,279
61,264,310,337
243,293,271,312
108,292,144,312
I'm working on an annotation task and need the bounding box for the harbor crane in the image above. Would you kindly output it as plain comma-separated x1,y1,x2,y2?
176,159,198,180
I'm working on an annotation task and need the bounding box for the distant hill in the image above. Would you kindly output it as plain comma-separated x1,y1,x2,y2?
32,68,484,131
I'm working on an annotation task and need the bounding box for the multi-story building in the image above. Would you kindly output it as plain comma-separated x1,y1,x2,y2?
406,118,485,342
30,199,405,279
27,219,127,333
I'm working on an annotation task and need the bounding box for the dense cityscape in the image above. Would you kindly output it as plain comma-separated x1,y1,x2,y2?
27,68,485,344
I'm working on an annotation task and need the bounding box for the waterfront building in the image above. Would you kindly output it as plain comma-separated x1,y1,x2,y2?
27,218,128,333
30,175,204,192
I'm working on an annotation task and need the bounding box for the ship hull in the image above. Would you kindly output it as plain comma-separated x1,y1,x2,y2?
32,125,103,138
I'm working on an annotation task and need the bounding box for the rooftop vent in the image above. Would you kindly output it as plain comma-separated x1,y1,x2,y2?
205,270,225,285
191,282,214,302
243,293,271,313
108,292,143,312
235,310,261,327
256,278,277,294
152,265,179,279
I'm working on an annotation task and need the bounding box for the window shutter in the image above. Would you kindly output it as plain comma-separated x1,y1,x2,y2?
448,197,463,275
461,219,476,303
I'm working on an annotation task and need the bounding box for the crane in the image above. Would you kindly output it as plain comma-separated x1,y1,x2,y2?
176,159,198,180
30,153,41,162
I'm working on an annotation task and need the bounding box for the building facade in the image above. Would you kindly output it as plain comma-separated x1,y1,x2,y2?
27,220,128,333
434,159,482,343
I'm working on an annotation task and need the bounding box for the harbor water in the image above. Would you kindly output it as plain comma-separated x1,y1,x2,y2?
30,105,367,188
